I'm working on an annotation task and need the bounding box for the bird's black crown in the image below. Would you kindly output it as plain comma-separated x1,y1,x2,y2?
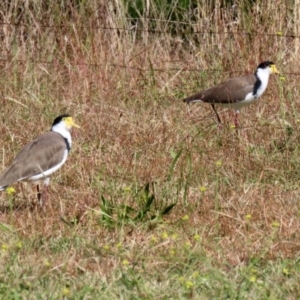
257,61,274,69
52,114,71,127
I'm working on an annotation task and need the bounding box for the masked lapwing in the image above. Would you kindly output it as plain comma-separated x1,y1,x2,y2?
0,114,80,205
183,61,279,127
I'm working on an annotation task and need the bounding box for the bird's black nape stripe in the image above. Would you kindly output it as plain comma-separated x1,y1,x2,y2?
52,114,71,127
253,76,261,96
64,138,71,152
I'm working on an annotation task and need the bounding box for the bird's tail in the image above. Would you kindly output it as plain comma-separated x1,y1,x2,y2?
183,95,202,103
183,98,193,103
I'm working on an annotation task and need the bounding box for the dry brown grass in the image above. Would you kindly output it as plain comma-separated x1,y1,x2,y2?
0,0,299,298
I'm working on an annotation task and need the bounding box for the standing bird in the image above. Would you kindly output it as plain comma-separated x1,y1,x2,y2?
0,114,80,205
183,61,279,127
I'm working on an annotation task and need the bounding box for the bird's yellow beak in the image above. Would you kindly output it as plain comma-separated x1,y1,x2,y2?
66,117,80,128
271,64,280,74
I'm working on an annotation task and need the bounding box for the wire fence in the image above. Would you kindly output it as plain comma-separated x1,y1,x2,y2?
1,59,298,77
0,22,298,76
0,21,298,38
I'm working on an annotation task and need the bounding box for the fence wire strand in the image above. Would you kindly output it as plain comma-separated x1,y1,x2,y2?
0,22,298,76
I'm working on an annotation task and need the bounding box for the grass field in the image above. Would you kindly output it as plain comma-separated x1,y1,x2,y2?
0,1,299,299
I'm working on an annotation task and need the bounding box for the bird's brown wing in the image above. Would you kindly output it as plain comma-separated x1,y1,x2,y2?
183,74,256,104
0,132,67,188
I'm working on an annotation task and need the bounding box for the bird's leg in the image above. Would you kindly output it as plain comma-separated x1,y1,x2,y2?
234,110,239,128
42,186,48,207
41,178,50,208
211,104,222,125
37,185,42,204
